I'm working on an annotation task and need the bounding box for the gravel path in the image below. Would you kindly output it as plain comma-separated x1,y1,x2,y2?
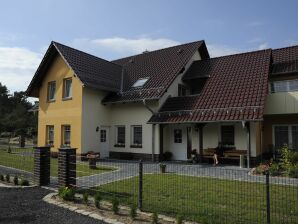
0,187,103,224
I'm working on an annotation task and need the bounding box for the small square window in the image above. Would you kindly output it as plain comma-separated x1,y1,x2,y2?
47,81,56,101
63,78,72,99
174,129,182,143
132,78,149,88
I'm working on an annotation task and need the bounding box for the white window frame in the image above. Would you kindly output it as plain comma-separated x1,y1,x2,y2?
47,81,56,101
63,78,72,99
272,124,298,150
174,129,182,143
62,125,71,146
115,126,125,146
131,125,142,147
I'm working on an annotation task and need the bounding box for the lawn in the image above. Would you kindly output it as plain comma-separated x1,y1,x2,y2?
94,174,298,224
0,149,116,177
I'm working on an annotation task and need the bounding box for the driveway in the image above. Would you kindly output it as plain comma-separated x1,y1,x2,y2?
0,187,103,224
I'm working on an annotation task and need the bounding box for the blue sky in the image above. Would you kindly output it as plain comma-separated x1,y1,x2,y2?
0,0,298,93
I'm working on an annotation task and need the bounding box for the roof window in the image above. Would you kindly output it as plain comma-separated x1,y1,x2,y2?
132,78,149,88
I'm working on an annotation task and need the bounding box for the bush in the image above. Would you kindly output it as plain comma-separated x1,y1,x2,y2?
268,163,280,176
5,174,10,182
13,176,19,185
289,151,298,165
112,197,119,214
94,192,102,208
20,179,29,186
151,212,158,224
163,151,172,161
58,187,75,201
281,144,291,171
176,214,183,224
288,165,298,178
0,174,4,181
254,164,269,175
130,204,137,220
83,192,89,204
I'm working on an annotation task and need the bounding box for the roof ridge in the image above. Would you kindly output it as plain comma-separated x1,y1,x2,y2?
52,41,123,68
112,40,204,62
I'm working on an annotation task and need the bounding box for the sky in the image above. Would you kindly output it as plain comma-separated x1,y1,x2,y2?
0,0,298,95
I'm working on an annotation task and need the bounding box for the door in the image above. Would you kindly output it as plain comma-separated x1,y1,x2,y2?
99,128,109,158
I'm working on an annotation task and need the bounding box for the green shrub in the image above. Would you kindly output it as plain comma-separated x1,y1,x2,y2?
289,151,298,165
112,197,119,214
0,174,4,181
13,176,19,185
94,192,102,208
151,212,158,224
254,164,269,175
58,187,75,201
288,165,298,178
130,204,137,220
281,144,291,171
176,214,183,224
5,174,10,182
20,179,29,186
83,192,89,205
268,163,280,176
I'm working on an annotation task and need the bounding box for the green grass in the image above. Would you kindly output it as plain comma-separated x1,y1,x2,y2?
0,149,115,177
93,174,298,224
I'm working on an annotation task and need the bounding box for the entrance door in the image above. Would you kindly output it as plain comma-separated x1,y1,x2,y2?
99,128,109,158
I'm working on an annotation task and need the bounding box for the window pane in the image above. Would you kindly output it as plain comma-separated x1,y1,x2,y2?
48,82,56,100
292,126,298,151
117,126,125,144
289,80,298,91
174,129,182,143
100,130,106,142
221,126,234,145
64,79,72,98
274,126,289,149
132,78,148,88
133,126,142,145
63,125,71,146
46,126,54,145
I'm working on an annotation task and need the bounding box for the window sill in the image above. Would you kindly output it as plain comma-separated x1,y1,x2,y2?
114,144,125,148
130,144,142,148
62,97,72,101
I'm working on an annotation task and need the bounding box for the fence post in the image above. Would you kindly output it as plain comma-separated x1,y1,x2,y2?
34,146,50,186
138,159,143,210
58,147,76,188
266,171,271,224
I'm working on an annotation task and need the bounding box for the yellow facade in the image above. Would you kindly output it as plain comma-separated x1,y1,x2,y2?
38,55,83,153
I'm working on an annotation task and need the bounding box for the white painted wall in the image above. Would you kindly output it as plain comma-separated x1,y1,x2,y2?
81,88,111,154
265,92,298,114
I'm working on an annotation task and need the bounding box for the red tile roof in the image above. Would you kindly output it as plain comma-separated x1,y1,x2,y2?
149,49,272,123
102,41,208,103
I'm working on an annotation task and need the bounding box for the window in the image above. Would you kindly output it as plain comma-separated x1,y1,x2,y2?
116,126,125,145
47,81,56,101
178,84,187,96
132,78,149,88
174,129,182,143
274,125,298,151
270,80,298,93
62,125,71,146
100,129,106,142
221,126,235,145
63,78,72,99
46,125,54,146
131,126,142,146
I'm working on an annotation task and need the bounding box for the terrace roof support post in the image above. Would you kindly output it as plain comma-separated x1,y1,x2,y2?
159,124,164,162
58,147,77,188
245,122,251,169
152,124,156,162
34,146,50,186
198,123,206,162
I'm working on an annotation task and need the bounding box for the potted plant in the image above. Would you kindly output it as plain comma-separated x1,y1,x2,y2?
86,151,100,169
163,151,172,161
159,163,166,173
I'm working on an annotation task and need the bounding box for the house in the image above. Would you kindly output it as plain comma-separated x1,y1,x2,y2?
26,40,298,167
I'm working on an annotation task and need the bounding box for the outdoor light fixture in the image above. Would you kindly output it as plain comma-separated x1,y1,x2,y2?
96,127,99,132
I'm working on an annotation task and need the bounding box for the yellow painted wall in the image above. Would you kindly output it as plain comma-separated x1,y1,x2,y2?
38,55,83,153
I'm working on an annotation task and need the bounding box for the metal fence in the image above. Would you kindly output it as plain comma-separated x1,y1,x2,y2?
71,158,298,224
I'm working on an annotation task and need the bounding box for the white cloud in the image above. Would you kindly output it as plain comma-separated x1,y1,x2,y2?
72,37,180,59
258,43,268,50
206,44,240,57
0,47,42,94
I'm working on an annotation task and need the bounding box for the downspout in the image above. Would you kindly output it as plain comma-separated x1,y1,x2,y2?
142,99,156,162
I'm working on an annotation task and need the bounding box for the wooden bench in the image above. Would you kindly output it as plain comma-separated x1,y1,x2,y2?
202,148,247,160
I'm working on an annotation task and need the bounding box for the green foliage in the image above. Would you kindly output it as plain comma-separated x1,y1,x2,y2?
94,192,102,208
5,174,10,182
176,214,183,224
0,174,4,181
151,212,158,224
129,204,137,220
289,151,298,165
83,192,89,204
13,176,18,185
281,144,291,172
288,165,298,178
268,163,280,176
112,197,119,214
58,187,75,201
20,179,29,186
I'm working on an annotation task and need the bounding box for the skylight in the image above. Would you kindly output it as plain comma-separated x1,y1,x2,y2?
132,78,149,88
